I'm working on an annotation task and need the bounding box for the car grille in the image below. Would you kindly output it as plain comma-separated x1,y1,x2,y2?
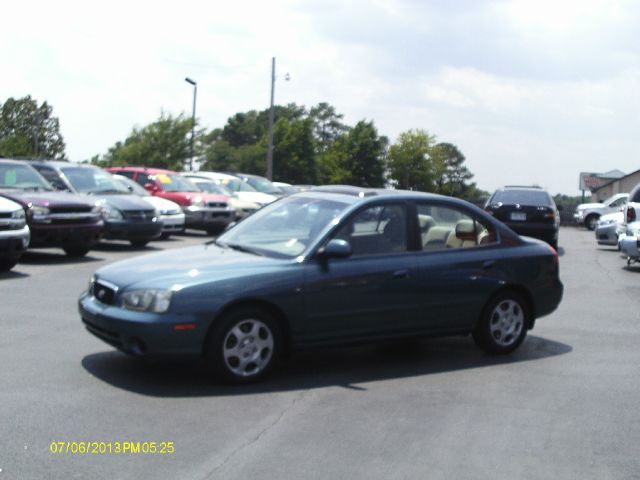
0,212,11,219
122,210,156,222
92,280,117,305
207,202,227,208
50,206,94,214
48,206,100,224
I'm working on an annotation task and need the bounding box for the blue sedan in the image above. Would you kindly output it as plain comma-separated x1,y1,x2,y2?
79,186,563,383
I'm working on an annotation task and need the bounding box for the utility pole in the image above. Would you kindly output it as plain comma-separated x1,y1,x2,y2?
185,77,197,171
266,57,275,181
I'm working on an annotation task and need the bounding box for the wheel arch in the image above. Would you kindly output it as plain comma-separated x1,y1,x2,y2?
482,285,536,330
202,299,292,356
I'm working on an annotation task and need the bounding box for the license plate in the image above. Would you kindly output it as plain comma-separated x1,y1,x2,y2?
510,212,526,221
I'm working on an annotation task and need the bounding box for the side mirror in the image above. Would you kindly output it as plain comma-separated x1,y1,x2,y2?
317,239,352,259
224,221,237,232
144,182,158,194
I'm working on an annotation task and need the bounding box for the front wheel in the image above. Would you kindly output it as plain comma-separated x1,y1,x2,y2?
205,307,281,384
585,214,599,231
472,292,530,354
63,245,90,257
0,258,19,271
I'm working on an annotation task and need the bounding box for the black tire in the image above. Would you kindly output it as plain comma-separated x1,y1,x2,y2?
63,246,90,258
585,214,599,231
130,240,149,248
204,306,281,384
160,232,172,240
0,257,19,271
472,291,530,354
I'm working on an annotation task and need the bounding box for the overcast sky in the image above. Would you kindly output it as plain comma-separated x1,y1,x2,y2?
2,0,639,195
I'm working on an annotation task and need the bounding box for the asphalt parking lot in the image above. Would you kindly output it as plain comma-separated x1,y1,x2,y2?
1,227,639,480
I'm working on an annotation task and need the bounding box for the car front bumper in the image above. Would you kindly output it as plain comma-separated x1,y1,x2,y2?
595,222,622,246
102,220,163,241
0,225,30,259
183,206,235,230
159,213,185,233
28,221,103,249
79,292,206,358
619,235,640,259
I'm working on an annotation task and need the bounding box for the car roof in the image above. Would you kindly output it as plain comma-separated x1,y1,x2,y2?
109,166,178,175
30,160,99,170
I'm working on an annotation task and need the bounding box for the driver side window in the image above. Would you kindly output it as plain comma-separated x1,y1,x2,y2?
333,204,407,256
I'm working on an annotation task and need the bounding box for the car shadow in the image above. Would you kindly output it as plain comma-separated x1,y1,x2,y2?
93,242,163,252
19,251,104,265
0,269,30,280
81,335,572,397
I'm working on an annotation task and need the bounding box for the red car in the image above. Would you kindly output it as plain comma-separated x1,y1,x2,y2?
106,167,235,234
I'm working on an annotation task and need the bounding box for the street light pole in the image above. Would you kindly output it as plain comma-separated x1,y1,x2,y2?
266,57,276,181
185,77,197,172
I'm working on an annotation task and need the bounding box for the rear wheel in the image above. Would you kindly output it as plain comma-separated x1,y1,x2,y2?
473,292,530,354
205,307,281,384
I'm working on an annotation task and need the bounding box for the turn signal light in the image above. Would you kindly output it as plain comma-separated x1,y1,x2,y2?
174,323,197,331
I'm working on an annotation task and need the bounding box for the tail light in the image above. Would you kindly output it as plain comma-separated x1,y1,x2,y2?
627,206,636,223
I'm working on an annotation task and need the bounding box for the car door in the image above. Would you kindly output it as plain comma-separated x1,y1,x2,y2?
416,202,505,332
302,202,424,343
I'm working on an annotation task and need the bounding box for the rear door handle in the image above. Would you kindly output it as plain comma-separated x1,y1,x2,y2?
483,260,495,270
392,269,409,279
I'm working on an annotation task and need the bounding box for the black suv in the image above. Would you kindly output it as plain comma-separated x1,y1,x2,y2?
484,186,560,250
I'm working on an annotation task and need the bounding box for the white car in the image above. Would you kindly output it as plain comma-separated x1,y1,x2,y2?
574,193,628,230
595,211,624,246
0,196,30,271
187,177,260,220
112,175,185,238
619,221,640,266
182,172,277,206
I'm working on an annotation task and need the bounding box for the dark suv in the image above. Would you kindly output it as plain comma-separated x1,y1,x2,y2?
484,186,560,250
0,159,103,257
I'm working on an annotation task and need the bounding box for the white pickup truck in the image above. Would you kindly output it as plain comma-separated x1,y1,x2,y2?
573,193,628,230
0,196,30,271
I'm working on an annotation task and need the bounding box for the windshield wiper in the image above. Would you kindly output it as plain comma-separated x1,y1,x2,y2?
93,189,125,194
225,242,264,256
22,186,51,192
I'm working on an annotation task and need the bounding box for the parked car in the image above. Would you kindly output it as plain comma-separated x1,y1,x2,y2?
574,193,628,230
79,186,563,384
622,184,640,230
232,172,284,197
0,159,103,257
0,196,30,271
30,161,163,247
595,211,624,246
273,181,299,195
183,171,277,207
112,175,185,238
106,167,235,234
185,176,260,220
618,221,640,265
485,186,560,250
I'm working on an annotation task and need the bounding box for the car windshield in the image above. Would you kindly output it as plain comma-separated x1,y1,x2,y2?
245,176,282,194
155,173,200,192
491,190,552,206
220,178,257,193
113,175,149,196
194,181,230,195
218,195,350,258
0,163,54,191
62,167,129,194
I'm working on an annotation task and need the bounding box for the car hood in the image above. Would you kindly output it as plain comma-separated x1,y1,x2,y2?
577,202,603,210
0,190,96,209
142,196,182,212
599,211,623,223
91,193,157,211
95,244,289,289
236,191,277,205
0,195,23,212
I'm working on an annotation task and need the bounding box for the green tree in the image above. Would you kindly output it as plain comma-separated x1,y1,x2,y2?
309,102,348,156
272,117,317,183
96,113,194,171
337,120,387,188
0,95,66,159
387,129,437,191
431,142,474,197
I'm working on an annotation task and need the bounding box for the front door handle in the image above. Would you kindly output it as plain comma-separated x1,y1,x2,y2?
392,269,409,279
483,260,495,270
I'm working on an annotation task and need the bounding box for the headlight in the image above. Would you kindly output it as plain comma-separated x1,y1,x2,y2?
190,196,206,207
11,209,25,220
28,205,51,223
101,205,123,221
121,289,172,313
